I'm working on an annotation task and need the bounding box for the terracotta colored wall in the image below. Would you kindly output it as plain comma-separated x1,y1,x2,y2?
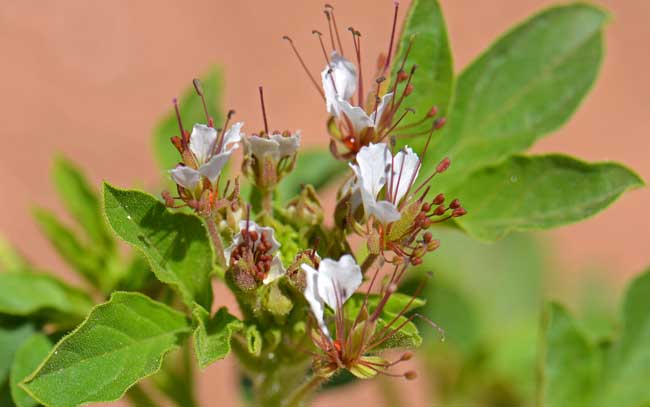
1,1,648,405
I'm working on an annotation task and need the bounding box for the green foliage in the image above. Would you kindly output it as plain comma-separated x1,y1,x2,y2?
10,334,52,407
539,271,650,407
447,154,643,240
0,271,93,323
52,157,114,250
153,67,223,172
429,4,607,191
391,0,453,134
0,238,29,272
103,183,213,309
22,292,191,407
277,149,348,201
0,323,34,386
193,305,243,369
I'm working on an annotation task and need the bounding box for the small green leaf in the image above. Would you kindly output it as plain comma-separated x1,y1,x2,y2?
22,292,190,407
246,325,262,357
538,303,599,407
0,271,93,323
193,305,243,369
0,323,34,385
593,270,650,406
277,149,348,201
32,208,103,287
391,0,453,135
449,155,643,241
0,237,29,273
429,4,608,191
153,67,223,172
52,157,114,250
10,334,52,407
103,183,213,309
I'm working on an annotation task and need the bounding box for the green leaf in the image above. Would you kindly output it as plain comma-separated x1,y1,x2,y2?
449,154,643,241
538,303,599,407
593,270,650,406
0,271,93,323
10,334,52,407
429,4,608,191
192,305,243,369
32,208,103,287
22,292,190,407
52,157,114,250
0,237,29,273
103,183,213,309
277,149,348,201
0,323,34,385
153,67,223,172
391,0,453,135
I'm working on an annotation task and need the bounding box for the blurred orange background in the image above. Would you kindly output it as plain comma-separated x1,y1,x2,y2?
1,0,648,405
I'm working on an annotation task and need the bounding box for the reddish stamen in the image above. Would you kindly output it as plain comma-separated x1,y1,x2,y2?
258,86,270,136
325,4,345,55
383,1,400,73
282,36,325,99
192,79,212,126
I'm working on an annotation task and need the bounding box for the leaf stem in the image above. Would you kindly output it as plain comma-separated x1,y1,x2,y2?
204,216,226,267
361,253,379,274
285,374,327,407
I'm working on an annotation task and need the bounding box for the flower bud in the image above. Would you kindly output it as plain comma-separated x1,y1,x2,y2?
436,157,451,173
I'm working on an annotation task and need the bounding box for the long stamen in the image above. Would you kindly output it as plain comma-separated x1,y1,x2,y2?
313,30,330,66
173,98,188,147
325,4,345,55
383,1,400,73
324,9,336,52
372,77,386,126
258,86,269,135
192,79,212,126
389,35,415,112
391,64,417,115
380,108,415,141
348,27,364,108
215,110,235,154
282,36,325,99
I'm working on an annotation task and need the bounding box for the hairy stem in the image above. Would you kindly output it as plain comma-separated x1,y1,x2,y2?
286,374,327,407
262,188,274,215
204,216,226,266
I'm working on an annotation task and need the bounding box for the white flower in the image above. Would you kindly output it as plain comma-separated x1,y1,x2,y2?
224,220,285,285
244,131,301,160
349,142,420,224
335,93,393,134
301,254,362,337
321,51,357,116
170,122,244,190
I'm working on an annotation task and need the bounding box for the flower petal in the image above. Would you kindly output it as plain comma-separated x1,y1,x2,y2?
302,263,329,336
337,99,374,134
270,132,301,157
189,124,218,165
245,135,280,159
317,254,362,309
222,122,244,153
369,92,394,125
234,220,281,254
354,143,391,199
321,51,358,116
263,256,286,285
198,151,231,184
389,146,420,204
368,200,401,224
170,165,200,190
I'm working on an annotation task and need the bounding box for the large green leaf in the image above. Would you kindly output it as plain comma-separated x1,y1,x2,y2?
0,323,34,385
428,4,607,191
10,334,52,407
153,67,223,172
277,149,348,201
538,303,599,407
593,270,650,406
32,208,104,287
22,292,190,407
192,305,243,369
391,0,453,135
0,271,93,323
449,154,643,241
103,183,213,309
52,157,114,251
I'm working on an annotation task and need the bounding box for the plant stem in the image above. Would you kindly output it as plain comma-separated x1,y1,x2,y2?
285,374,327,407
361,253,379,274
204,216,226,266
262,188,273,214
125,384,157,407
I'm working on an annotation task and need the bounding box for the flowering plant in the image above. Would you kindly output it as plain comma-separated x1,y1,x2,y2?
1,1,645,407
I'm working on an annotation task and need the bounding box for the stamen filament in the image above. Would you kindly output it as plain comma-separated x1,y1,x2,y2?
282,36,325,99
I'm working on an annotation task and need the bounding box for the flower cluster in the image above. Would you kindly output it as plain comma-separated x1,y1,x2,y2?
161,0,465,391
